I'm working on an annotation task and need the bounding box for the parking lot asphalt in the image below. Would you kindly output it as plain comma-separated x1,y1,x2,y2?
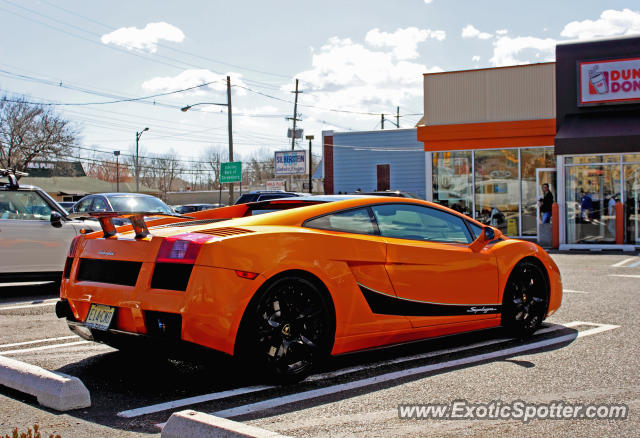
1,251,639,437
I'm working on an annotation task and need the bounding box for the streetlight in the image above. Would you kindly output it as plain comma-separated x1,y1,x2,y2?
305,135,314,194
135,127,149,192
113,150,121,192
180,76,234,203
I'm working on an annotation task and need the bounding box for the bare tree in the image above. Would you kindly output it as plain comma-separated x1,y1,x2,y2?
0,94,77,170
202,146,228,189
138,149,183,198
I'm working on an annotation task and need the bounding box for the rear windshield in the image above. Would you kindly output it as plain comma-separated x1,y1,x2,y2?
108,196,172,213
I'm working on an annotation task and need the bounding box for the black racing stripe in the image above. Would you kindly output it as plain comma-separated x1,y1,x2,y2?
359,285,501,317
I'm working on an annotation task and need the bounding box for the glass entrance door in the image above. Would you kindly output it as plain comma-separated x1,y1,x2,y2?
535,168,556,240
565,162,621,244
625,163,640,244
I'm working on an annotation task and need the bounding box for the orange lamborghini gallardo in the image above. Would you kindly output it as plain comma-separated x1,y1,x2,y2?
56,196,562,383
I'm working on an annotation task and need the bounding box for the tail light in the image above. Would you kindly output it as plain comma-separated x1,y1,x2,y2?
156,233,213,264
68,235,82,257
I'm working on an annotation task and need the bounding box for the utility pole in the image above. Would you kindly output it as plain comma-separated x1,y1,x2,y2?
306,135,314,194
114,150,120,192
135,127,149,192
289,78,302,190
227,75,234,204
381,114,385,130
396,106,400,129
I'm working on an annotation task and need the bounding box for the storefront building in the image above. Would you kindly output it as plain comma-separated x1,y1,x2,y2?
322,35,639,249
555,36,640,249
417,63,558,240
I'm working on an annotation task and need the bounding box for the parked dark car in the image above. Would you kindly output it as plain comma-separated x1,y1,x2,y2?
174,203,224,214
58,201,76,211
70,193,174,225
234,191,303,205
350,190,420,198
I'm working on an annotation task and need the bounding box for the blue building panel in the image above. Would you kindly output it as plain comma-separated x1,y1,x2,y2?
332,129,426,199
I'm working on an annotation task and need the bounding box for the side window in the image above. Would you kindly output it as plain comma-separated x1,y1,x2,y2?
304,208,375,235
0,191,51,221
466,220,484,240
75,198,93,212
371,204,473,243
92,197,109,212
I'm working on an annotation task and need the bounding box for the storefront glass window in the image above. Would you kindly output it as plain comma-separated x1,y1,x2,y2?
432,151,472,217
521,147,556,235
623,154,640,163
624,164,640,244
565,163,621,244
474,149,519,235
565,155,619,164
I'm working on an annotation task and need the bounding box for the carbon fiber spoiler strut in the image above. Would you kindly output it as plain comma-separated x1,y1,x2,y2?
68,211,193,239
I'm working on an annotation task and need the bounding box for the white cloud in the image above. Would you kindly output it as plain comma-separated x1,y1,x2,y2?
561,8,640,40
142,69,247,96
365,27,445,60
461,24,493,40
293,35,441,115
496,29,508,36
472,55,481,62
424,0,433,3
101,22,185,53
489,36,556,66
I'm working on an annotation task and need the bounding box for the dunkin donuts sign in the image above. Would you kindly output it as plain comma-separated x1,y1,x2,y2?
579,57,640,105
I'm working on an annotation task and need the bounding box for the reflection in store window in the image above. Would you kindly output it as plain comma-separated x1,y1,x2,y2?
432,151,472,217
474,149,519,235
521,147,556,236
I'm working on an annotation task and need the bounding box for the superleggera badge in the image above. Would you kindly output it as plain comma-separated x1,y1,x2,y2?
98,251,114,256
467,306,497,314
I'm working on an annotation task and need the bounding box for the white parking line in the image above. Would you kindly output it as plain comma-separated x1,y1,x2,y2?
629,260,640,268
0,341,90,356
608,274,640,279
611,257,638,267
142,324,564,422
307,324,564,382
0,302,57,311
117,385,276,418
0,281,54,288
0,336,78,349
211,322,618,419
563,289,589,294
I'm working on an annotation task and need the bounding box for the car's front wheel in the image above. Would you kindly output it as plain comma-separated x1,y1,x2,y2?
237,276,333,384
501,260,549,338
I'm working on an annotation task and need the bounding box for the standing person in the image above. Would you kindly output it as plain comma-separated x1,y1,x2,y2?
607,194,617,237
580,189,594,221
539,183,554,224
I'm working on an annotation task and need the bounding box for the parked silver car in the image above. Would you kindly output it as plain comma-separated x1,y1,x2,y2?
0,169,101,283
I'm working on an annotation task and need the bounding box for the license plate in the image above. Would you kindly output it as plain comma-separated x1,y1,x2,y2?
85,304,115,331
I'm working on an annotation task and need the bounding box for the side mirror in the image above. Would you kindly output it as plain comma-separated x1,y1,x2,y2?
50,211,63,228
483,226,495,241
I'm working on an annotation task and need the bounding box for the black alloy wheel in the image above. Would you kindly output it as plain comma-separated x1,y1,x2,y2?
238,276,332,384
501,261,549,338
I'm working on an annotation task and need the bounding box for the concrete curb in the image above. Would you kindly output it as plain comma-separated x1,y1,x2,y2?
161,410,290,438
0,355,91,411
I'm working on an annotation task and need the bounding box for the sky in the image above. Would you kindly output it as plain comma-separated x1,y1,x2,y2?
1,0,639,165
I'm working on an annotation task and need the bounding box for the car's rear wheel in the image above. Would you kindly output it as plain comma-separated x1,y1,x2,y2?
501,260,549,338
237,276,332,384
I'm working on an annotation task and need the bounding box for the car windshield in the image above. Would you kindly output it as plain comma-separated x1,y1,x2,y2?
107,195,173,213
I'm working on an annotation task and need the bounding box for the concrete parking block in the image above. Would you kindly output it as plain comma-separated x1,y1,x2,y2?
161,410,290,438
0,355,91,411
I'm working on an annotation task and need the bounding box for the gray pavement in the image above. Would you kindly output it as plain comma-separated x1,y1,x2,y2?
1,251,638,437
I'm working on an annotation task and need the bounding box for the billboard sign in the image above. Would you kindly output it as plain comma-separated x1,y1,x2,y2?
266,180,286,190
579,57,640,106
220,161,242,183
274,150,307,175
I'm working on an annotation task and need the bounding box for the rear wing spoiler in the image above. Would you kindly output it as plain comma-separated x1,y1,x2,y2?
68,211,193,239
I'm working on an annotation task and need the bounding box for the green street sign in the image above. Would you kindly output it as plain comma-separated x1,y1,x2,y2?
220,161,242,183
